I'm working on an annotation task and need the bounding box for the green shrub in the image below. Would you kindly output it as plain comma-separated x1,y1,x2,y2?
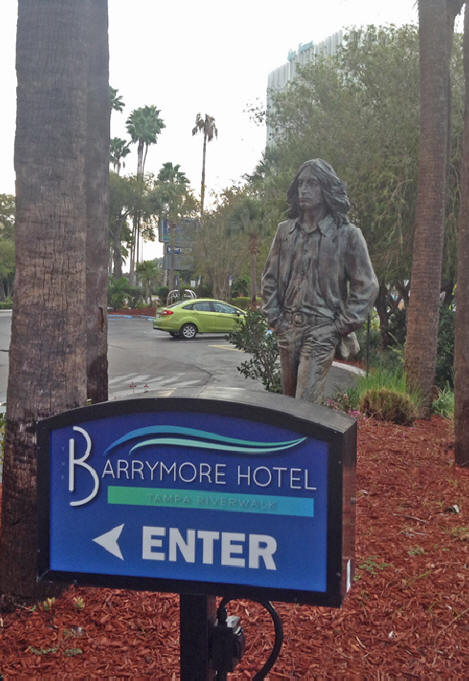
432,385,454,419
232,275,249,298
198,283,213,298
157,285,169,302
231,297,262,310
435,306,454,389
108,277,144,310
227,309,281,393
0,297,13,310
332,365,422,422
360,387,417,425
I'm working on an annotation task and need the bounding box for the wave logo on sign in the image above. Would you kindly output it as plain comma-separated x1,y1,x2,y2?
103,426,306,457
68,425,306,508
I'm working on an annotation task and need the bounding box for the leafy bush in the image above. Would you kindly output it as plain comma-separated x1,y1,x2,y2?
0,297,13,310
231,275,249,298
432,385,454,419
355,314,381,364
360,387,417,425
435,305,454,389
108,277,144,310
355,318,406,374
332,365,421,422
157,286,169,302
231,297,262,310
198,282,213,298
227,309,281,393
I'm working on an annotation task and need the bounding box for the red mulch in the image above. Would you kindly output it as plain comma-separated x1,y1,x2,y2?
1,416,468,679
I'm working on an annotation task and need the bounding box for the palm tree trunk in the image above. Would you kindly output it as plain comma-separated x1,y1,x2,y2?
112,220,124,278
405,0,460,415
0,0,89,599
137,139,144,178
85,0,109,404
200,132,207,217
454,4,469,467
249,233,258,306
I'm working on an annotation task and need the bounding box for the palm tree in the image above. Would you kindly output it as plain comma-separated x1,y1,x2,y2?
110,137,131,174
158,161,189,185
454,3,469,467
404,0,463,415
109,86,124,113
228,193,265,305
126,105,165,277
86,0,110,405
0,0,96,599
126,105,165,178
136,259,161,304
192,113,218,217
155,162,195,290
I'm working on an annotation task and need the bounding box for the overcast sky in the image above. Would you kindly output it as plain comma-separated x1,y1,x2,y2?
1,1,422,196
0,1,427,258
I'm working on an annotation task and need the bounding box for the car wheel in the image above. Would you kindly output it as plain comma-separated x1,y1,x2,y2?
180,323,197,340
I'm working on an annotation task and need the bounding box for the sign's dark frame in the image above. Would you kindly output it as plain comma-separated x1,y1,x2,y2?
37,392,356,607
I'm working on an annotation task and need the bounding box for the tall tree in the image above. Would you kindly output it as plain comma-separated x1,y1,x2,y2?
454,3,469,467
109,86,124,113
228,192,265,305
126,105,165,178
136,259,161,304
404,0,464,415
86,0,110,405
0,194,15,300
192,113,218,217
263,25,434,342
0,0,91,600
126,105,165,277
110,137,131,174
193,188,247,299
109,172,134,277
154,162,196,290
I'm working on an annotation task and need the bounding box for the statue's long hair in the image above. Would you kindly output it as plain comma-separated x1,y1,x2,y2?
286,158,350,225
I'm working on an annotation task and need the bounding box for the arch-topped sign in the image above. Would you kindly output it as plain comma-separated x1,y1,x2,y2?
38,388,356,607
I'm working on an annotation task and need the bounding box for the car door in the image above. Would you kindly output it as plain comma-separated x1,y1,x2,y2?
211,301,244,332
190,300,217,332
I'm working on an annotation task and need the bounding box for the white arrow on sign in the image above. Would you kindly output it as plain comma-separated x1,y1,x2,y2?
92,524,125,560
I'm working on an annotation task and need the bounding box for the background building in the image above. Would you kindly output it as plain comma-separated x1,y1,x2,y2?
266,31,343,143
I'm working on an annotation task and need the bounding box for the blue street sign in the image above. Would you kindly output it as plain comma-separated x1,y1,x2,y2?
38,391,356,606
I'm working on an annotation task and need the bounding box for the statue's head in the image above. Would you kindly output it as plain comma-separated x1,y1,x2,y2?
286,158,350,225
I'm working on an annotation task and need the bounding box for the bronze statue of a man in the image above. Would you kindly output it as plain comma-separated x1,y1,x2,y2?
261,159,378,403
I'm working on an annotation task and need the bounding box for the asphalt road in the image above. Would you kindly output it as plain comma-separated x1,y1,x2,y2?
0,311,362,406
0,311,362,482
0,311,261,406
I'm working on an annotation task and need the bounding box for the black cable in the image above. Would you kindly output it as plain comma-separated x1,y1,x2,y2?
252,600,283,681
214,599,229,681
215,598,284,681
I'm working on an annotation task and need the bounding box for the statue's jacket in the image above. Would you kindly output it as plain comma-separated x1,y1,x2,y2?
261,215,379,337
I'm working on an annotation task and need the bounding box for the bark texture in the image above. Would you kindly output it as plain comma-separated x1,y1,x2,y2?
405,0,461,415
86,0,110,403
0,0,109,600
454,4,469,467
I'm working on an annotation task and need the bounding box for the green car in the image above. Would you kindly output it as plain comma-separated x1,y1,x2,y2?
153,297,246,339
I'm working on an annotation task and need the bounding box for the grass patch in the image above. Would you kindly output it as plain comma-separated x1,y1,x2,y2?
332,367,422,425
432,385,454,419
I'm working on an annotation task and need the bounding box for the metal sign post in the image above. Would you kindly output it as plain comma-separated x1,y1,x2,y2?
180,594,216,681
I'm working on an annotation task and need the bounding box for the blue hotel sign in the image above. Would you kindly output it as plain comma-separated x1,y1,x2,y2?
38,391,357,606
